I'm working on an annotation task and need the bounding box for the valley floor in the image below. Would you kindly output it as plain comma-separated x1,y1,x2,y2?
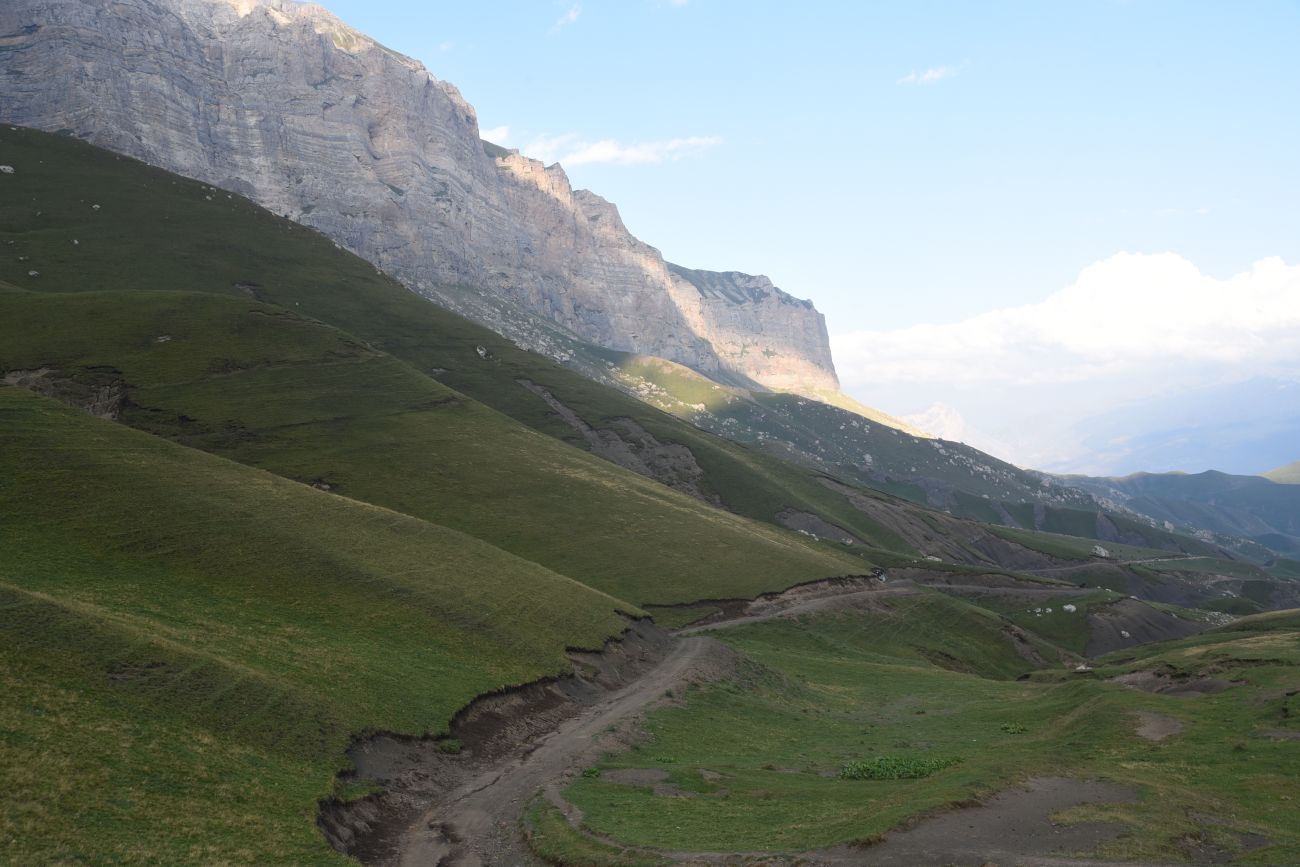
333,579,1300,867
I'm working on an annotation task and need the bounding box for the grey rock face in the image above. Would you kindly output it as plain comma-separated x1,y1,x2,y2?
0,0,839,393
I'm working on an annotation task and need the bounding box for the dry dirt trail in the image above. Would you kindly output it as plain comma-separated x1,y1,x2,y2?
1021,556,1193,576
677,581,919,635
394,635,722,867
374,575,1183,866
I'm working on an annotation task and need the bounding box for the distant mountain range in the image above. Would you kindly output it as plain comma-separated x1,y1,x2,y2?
1070,377,1300,476
1063,469,1300,558
3,0,1294,570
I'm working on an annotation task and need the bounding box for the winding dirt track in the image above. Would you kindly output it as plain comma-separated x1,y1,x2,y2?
677,582,918,635
396,636,717,867
384,579,1188,866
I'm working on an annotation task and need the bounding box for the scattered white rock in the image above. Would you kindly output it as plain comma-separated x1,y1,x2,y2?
154,335,172,343
924,555,941,562
91,204,101,210
1092,545,1111,558
1063,604,1077,613
475,345,488,359
1074,663,1093,672
1120,629,1132,639
72,239,79,245
0,165,14,174
27,270,39,277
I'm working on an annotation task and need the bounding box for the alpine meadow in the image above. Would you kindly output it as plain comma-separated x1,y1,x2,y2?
1,2,1298,866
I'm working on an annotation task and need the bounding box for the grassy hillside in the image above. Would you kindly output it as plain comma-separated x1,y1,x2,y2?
0,285,875,605
582,349,1097,509
0,386,636,863
1067,470,1300,558
0,125,920,561
550,592,1300,863
5,125,1256,580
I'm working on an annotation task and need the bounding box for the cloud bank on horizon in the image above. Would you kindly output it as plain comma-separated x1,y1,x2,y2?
832,252,1300,473
522,133,721,166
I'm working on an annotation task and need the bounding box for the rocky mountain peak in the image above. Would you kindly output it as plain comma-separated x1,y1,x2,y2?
1,0,843,396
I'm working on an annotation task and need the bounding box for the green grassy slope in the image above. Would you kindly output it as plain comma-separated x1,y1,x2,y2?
0,386,635,863
588,349,1094,508
557,593,1300,863
584,348,1264,562
0,285,872,604
0,125,913,559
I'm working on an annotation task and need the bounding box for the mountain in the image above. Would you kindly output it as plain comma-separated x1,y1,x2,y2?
1266,461,1300,484
3,38,1300,867
1069,376,1300,476
9,0,1294,577
1064,469,1300,557
0,0,839,398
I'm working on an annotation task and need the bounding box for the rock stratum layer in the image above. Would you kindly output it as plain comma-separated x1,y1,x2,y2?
0,0,839,393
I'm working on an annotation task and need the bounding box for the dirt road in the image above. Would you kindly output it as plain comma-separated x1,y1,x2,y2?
394,635,721,866
678,581,917,635
373,576,1190,866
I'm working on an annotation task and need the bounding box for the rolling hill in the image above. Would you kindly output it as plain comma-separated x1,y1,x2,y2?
3,124,1298,865
0,385,636,863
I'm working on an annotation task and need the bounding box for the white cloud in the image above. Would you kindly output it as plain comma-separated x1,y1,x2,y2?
437,40,454,52
897,65,958,85
524,133,721,166
832,253,1300,390
669,0,689,5
480,125,510,145
832,253,1300,468
550,3,581,32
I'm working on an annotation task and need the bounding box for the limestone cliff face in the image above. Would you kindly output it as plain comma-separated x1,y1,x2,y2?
0,0,839,393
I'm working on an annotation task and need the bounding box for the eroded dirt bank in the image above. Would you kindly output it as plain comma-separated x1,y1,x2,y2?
318,571,1224,866
318,619,737,866
318,576,888,864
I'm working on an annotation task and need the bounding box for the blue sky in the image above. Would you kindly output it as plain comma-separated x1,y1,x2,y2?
318,0,1300,472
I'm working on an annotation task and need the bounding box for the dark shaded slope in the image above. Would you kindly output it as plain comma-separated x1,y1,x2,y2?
0,286,870,605
0,385,633,863
0,125,912,558
1068,469,1300,556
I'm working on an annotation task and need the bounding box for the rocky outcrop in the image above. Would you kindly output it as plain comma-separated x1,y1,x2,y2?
516,379,721,506
0,0,839,394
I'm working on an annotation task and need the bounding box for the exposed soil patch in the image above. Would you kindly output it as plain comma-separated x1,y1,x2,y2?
319,619,738,866
819,477,1073,571
1134,711,1184,741
1085,599,1205,657
1259,729,1300,741
776,508,866,546
567,776,1148,865
517,379,721,506
676,575,903,634
831,776,1141,866
1111,668,1242,698
4,366,126,419
602,767,695,798
1175,820,1275,865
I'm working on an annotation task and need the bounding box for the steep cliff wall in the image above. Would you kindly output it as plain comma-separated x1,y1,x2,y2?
0,0,840,393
